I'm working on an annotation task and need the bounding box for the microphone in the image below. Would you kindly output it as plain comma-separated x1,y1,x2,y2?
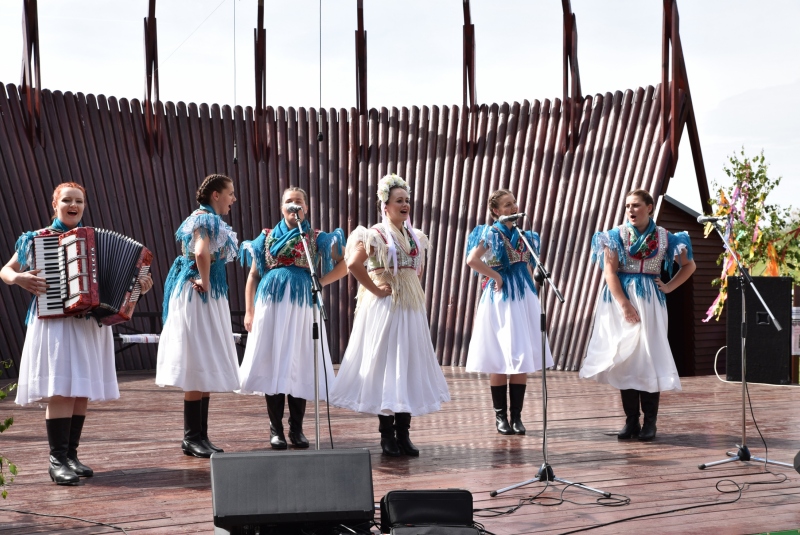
498,212,526,224
696,215,726,224
286,203,304,214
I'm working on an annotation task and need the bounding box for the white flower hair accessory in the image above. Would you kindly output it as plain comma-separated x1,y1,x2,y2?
377,173,410,204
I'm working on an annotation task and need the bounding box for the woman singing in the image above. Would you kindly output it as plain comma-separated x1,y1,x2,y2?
580,189,695,441
156,174,239,458
238,187,346,449
330,174,450,457
465,189,553,435
2,182,153,484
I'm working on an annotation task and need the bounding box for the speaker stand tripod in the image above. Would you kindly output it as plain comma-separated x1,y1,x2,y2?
491,225,610,499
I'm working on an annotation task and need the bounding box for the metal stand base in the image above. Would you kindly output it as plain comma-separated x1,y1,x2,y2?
490,463,610,498
698,445,793,470
490,226,610,501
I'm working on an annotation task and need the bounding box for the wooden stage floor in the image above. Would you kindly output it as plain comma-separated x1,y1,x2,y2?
2,368,800,534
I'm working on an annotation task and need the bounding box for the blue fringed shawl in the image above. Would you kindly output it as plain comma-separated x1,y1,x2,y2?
590,226,693,306
240,227,344,308
161,210,239,323
466,224,540,302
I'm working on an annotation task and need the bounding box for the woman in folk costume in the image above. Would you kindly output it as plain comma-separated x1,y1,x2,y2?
465,189,553,436
156,174,239,458
580,189,695,441
238,187,346,449
2,182,153,485
330,174,450,457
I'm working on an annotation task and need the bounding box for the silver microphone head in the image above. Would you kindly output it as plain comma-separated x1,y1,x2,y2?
499,212,526,223
696,214,725,224
286,203,304,214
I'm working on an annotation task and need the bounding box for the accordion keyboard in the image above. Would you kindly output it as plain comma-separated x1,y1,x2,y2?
34,235,67,317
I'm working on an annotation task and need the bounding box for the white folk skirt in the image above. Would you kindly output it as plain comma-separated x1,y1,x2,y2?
329,293,451,416
156,283,240,392
580,280,681,393
15,310,118,405
238,286,335,400
466,289,553,374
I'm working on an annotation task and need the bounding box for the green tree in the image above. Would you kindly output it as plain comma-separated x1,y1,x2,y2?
704,150,800,321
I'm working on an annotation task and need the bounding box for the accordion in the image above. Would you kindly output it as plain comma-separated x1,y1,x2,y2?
33,227,153,326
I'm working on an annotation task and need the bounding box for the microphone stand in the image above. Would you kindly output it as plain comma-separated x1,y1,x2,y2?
295,211,327,451
492,219,610,499
698,220,790,470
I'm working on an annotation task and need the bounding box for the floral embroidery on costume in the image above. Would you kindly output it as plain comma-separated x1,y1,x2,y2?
239,220,344,307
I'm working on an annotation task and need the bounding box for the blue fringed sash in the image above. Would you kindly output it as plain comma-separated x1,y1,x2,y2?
161,256,229,323
480,261,537,303
256,265,314,307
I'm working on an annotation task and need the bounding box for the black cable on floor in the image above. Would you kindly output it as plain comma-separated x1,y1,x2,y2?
475,480,630,520
557,470,787,534
0,507,130,534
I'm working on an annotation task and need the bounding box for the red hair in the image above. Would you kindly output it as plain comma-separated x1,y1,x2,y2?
52,182,87,217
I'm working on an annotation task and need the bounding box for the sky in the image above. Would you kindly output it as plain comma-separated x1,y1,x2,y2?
0,0,798,214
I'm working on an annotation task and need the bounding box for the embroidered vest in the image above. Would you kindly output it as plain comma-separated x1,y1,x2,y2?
617,225,668,275
264,228,319,269
367,226,419,272
483,231,532,268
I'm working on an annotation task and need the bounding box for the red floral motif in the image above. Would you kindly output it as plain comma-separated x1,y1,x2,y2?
629,230,659,260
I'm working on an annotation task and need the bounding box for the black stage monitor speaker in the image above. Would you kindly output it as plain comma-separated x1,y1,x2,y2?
380,489,473,534
726,276,793,385
210,449,374,534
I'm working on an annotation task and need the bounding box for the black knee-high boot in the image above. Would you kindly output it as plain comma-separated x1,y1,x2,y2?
46,418,79,485
638,391,660,441
393,413,419,457
265,394,287,449
490,385,514,435
617,389,641,439
66,415,93,477
182,400,214,458
287,395,309,448
201,397,223,453
508,384,527,435
378,415,402,457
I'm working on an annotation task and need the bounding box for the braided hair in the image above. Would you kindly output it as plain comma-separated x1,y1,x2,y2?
488,188,514,221
196,174,233,205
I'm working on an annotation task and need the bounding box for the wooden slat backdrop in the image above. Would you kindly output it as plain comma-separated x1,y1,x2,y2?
0,82,694,378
